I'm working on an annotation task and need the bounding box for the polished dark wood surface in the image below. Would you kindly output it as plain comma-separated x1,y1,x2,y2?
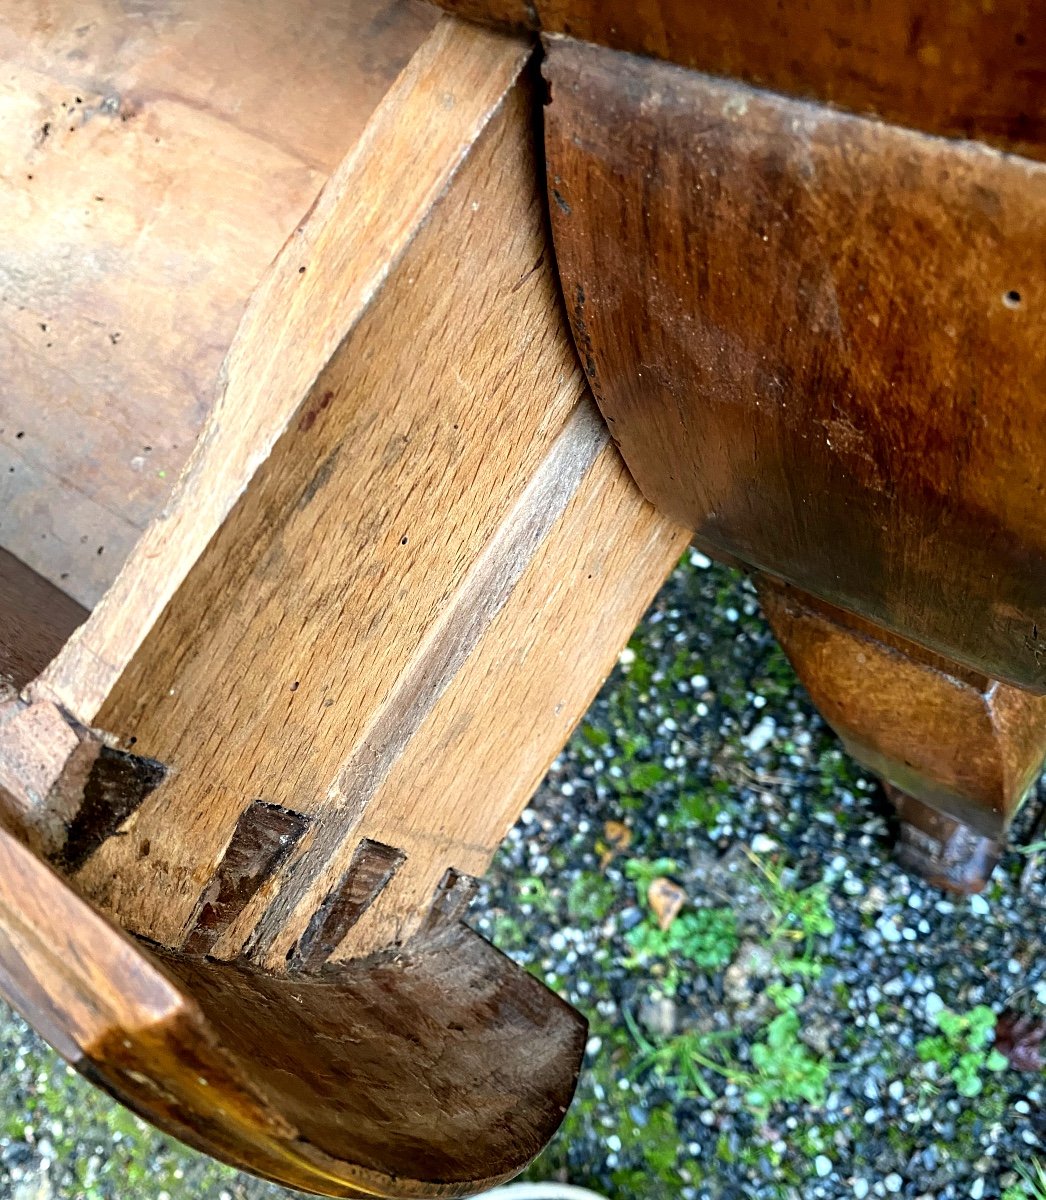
759,579,1046,853
435,0,1046,159
544,36,1046,692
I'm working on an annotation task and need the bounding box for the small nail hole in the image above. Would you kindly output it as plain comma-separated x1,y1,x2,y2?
1004,289,1023,308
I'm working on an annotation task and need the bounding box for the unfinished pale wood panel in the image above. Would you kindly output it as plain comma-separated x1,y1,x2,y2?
35,16,526,712
326,427,687,961
0,0,436,605
62,42,687,961
62,32,552,945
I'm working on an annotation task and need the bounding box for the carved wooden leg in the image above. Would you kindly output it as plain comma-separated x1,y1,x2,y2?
759,578,1046,893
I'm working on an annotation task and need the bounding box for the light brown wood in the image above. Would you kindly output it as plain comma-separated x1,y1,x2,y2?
759,579,1046,851
33,33,689,963
0,12,688,1192
0,0,436,607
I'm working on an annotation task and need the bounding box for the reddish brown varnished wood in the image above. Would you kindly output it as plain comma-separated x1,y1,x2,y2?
434,0,1046,159
760,579,1046,889
543,37,1046,694
0,821,586,1197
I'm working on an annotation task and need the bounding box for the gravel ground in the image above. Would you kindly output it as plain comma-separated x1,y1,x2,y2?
3,552,1046,1200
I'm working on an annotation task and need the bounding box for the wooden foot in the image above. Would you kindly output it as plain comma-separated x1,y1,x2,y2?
759,579,1046,891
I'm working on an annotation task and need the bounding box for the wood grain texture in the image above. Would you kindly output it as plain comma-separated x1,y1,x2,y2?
0,0,436,605
0,15,656,1191
434,0,1046,159
0,697,165,865
0,549,85,690
0,822,586,1197
40,40,689,963
34,15,526,716
544,38,1046,692
760,578,1046,843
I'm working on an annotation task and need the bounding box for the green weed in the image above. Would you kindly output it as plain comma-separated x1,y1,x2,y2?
917,1005,1008,1098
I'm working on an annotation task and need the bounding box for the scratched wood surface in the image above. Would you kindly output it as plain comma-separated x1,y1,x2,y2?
0,820,586,1196
0,14,720,1186
0,12,688,1193
543,36,1046,693
40,33,689,964
433,0,1046,159
0,0,436,606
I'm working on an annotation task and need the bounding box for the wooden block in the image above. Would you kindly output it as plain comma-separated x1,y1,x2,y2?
0,13,688,1194
543,35,1046,691
759,578,1046,847
429,0,1046,159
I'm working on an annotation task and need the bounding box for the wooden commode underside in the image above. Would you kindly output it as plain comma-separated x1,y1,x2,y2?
1,0,1045,1193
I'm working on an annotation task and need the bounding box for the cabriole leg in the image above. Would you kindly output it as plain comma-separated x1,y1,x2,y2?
758,578,1046,893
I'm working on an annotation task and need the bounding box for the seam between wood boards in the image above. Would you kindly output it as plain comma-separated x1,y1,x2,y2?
232,399,610,966
30,17,533,725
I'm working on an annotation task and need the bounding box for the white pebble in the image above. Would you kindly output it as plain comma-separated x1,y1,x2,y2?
743,719,777,753
618,647,635,666
888,1080,904,1102
853,1180,870,1200
751,833,778,854
814,1155,832,1178
689,550,712,569
969,893,990,917
970,1177,985,1199
885,1175,903,1194
925,992,945,1019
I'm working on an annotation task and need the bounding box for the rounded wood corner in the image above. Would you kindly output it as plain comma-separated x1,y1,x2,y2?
0,822,586,1197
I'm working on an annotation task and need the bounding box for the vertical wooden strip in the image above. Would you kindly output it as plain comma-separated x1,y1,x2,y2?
183,802,309,957
291,839,406,973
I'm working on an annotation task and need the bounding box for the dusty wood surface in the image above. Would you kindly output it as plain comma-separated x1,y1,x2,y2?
0,0,436,606
543,36,1046,693
760,579,1046,844
33,31,690,964
0,17,640,1190
433,0,1046,159
0,820,586,1196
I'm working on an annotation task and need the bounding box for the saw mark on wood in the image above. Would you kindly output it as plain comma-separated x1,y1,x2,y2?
291,838,406,972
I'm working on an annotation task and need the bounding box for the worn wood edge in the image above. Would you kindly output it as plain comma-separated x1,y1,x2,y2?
0,697,167,866
0,819,585,1197
32,16,532,725
437,1,1046,161
758,578,1046,838
241,399,612,963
